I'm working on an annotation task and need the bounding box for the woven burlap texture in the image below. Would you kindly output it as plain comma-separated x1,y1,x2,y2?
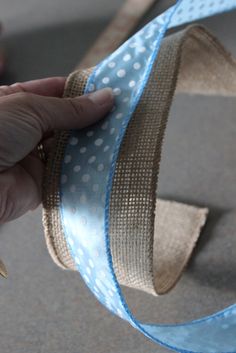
42,25,236,295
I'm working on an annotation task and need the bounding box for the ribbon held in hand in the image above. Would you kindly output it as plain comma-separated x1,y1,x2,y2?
43,1,236,352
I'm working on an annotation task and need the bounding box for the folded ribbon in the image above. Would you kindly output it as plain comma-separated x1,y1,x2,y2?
43,1,236,352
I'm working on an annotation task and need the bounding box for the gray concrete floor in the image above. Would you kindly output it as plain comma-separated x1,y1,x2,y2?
0,1,236,352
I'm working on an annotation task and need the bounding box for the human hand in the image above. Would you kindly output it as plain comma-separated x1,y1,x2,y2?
0,77,114,224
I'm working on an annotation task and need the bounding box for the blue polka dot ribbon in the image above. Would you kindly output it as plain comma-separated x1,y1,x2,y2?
59,1,236,352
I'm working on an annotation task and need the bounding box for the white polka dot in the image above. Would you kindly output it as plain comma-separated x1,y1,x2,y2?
64,155,72,164
106,301,113,310
70,185,76,193
78,248,84,256
110,127,115,135
133,62,141,70
86,267,91,275
80,194,87,204
75,256,80,265
103,145,110,152
138,46,146,53
70,137,78,145
97,163,104,172
93,184,99,192
61,175,67,184
73,165,81,173
101,121,108,130
123,54,131,61
95,67,101,76
68,237,74,246
87,130,94,137
95,138,104,146
84,275,90,283
102,77,110,84
145,31,154,39
129,42,137,48
113,88,121,96
117,69,126,78
108,61,116,68
95,278,102,287
108,282,116,291
80,147,87,154
64,218,68,226
88,83,95,92
82,174,90,183
129,80,136,88
116,113,123,119
123,97,129,103
88,156,96,164
117,309,124,318
93,286,99,293
89,259,94,268
108,289,114,297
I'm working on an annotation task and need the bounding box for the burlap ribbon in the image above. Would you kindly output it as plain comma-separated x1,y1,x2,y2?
43,24,236,297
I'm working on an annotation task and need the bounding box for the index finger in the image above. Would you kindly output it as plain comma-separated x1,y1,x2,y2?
0,77,67,98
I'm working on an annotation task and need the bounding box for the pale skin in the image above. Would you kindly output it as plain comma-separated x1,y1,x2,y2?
0,78,114,225
0,29,113,278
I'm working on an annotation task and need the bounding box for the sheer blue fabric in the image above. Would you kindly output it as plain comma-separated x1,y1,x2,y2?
59,1,236,352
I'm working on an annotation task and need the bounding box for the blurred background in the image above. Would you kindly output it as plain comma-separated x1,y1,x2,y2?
0,1,236,352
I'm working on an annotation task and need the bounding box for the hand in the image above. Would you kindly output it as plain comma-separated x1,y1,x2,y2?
0,77,114,223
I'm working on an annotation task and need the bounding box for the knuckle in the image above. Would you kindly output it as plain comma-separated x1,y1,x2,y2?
10,82,25,93
12,91,34,103
0,83,25,97
0,85,11,97
67,98,86,117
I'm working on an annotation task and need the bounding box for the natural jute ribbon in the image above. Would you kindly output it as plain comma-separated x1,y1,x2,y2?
42,0,236,351
43,24,236,295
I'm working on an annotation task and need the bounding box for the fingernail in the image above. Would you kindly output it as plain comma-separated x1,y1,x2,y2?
88,88,114,106
0,259,8,279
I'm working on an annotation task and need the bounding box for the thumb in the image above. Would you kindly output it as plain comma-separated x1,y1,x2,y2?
35,87,114,132
0,87,114,171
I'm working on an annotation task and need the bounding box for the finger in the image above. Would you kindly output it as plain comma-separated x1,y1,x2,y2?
0,88,114,171
0,77,66,97
38,87,114,132
0,161,42,223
